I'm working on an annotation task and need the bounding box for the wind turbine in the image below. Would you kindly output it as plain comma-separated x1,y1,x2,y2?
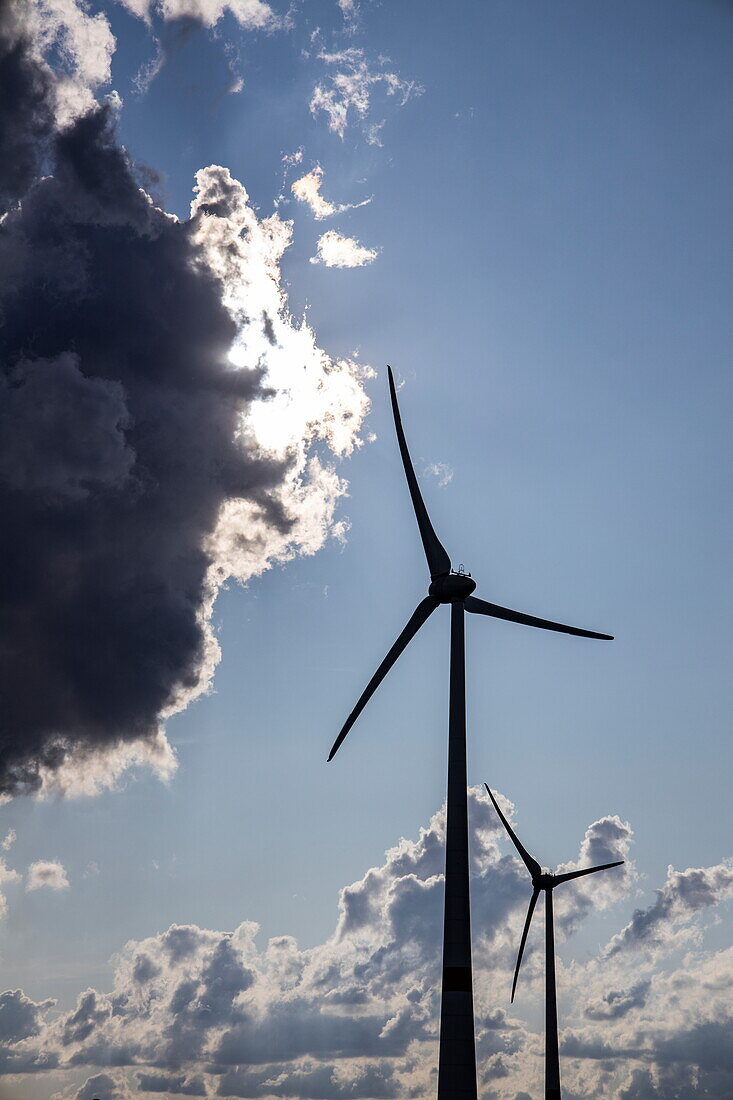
327,366,613,1100
484,784,623,1099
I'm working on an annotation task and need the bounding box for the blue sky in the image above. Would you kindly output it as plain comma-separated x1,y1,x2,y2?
1,1,733,1097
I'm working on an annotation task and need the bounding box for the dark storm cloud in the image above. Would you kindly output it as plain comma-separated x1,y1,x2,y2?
0,96,289,795
0,0,54,213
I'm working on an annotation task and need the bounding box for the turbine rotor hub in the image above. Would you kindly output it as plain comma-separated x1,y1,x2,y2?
429,571,477,602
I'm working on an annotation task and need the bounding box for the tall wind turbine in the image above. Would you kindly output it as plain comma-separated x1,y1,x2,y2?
328,367,613,1100
485,784,623,1099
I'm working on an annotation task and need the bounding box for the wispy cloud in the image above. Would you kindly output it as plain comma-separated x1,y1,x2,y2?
424,461,453,488
291,165,371,220
310,47,422,141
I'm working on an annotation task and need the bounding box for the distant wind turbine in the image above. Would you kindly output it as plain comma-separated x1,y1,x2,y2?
327,366,613,1100
485,784,623,1100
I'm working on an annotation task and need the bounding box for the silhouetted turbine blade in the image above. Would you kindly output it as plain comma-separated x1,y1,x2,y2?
484,784,541,878
387,366,451,580
553,860,624,885
512,887,540,1003
465,597,613,640
327,595,440,761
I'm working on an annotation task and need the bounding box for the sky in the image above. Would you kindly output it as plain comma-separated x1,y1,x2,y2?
0,0,733,1097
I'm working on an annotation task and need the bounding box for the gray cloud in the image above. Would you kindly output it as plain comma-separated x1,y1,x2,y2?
0,4,370,798
76,1073,125,1100
215,1061,405,1099
606,861,733,957
0,0,54,213
0,989,54,1044
137,1070,207,1094
584,980,651,1021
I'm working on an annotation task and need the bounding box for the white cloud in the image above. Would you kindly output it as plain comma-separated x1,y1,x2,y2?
115,0,279,31
311,230,378,268
337,0,359,32
0,856,20,919
26,861,70,892
1,829,15,851
291,165,370,220
36,730,177,799
310,48,422,140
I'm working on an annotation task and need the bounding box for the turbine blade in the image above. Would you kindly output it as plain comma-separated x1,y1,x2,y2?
327,596,440,761
465,596,613,640
511,887,540,1003
387,366,451,579
484,784,541,878
553,860,624,885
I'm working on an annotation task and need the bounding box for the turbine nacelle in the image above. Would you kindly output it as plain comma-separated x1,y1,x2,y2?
326,367,612,764
484,783,624,1004
429,572,477,602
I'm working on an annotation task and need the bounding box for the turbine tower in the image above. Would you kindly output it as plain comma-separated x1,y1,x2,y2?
485,784,623,1099
327,367,613,1100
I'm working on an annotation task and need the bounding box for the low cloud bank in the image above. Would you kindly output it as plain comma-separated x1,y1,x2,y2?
2,789,731,1098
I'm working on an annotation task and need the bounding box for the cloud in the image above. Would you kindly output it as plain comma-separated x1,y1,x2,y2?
291,165,370,220
0,8,371,798
311,230,378,268
310,48,422,141
0,856,21,918
0,789,691,1098
74,1072,132,1099
0,990,54,1044
115,0,280,31
26,860,70,892
424,462,453,488
0,0,114,213
337,0,359,33
605,860,733,957
584,980,652,1021
1,794,733,1096
1,829,15,851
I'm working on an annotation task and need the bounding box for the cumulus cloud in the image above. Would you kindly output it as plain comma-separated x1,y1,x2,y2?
291,165,370,220
605,859,733,957
0,793,731,1096
115,0,279,31
0,7,370,797
311,230,378,268
310,48,422,141
26,860,70,892
0,789,696,1098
